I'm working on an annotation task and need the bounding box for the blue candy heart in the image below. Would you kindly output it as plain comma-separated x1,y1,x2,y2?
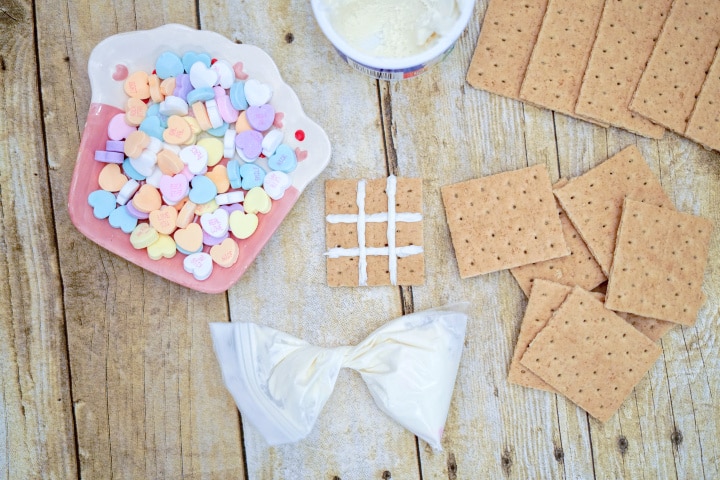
122,158,146,181
227,160,242,189
108,205,138,233
138,115,165,140
206,122,229,137
229,81,248,110
186,87,216,105
155,51,184,79
188,175,218,204
268,144,298,173
182,51,211,73
240,163,266,190
87,190,117,219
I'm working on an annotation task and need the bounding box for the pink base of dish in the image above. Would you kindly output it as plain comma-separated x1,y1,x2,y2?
68,103,301,294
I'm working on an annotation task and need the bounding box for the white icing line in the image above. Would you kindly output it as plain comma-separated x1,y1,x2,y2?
325,245,424,258
326,212,422,224
356,180,368,286
386,175,398,285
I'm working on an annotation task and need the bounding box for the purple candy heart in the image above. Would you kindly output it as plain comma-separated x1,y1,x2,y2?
125,201,150,219
94,150,125,164
173,74,193,101
245,104,275,132
220,204,245,215
235,130,263,160
203,230,228,246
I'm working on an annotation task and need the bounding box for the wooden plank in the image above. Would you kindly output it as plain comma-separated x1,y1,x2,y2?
199,2,421,478
34,1,246,478
0,0,77,478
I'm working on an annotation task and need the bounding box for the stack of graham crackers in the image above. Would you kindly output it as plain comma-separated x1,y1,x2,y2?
441,145,713,422
467,0,720,151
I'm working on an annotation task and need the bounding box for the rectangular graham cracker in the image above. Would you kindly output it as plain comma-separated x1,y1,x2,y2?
466,0,549,99
325,176,424,287
575,0,671,139
629,0,720,134
685,48,720,152
615,311,676,343
553,145,672,275
605,199,713,326
441,164,569,278
511,179,606,296
519,0,606,118
520,287,662,423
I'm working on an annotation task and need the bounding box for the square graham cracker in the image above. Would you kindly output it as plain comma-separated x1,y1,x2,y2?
575,0,671,139
629,0,720,134
466,0,549,99
441,164,569,278
605,199,713,326
511,179,606,296
553,145,672,275
325,177,424,287
685,48,720,152
519,0,606,119
520,286,662,423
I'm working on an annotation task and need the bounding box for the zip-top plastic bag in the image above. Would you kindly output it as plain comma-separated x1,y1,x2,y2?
209,303,468,449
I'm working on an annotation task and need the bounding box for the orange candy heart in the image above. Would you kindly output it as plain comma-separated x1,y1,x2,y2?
157,149,184,175
235,111,252,133
163,115,194,145
132,184,162,213
124,71,150,99
210,238,239,268
124,130,151,159
160,77,176,96
125,98,148,126
173,222,203,253
148,74,164,103
98,163,128,192
206,165,230,193
149,205,178,235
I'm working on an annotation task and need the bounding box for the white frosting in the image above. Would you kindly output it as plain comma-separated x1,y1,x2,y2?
386,175,398,285
356,179,368,286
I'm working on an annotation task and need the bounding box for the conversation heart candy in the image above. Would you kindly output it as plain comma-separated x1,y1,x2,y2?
186,86,215,105
130,223,159,249
139,115,165,140
246,104,275,132
244,78,272,106
191,102,212,131
188,175,217,204
215,86,239,123
132,184,162,213
216,190,244,205
232,61,249,80
182,52,211,73
239,163,266,190
125,97,148,126
149,205,179,235
173,73,193,101
155,51,184,79
183,252,213,281
159,174,190,203
194,199,219,215
87,190,117,219
108,205,138,233
144,167,164,188
223,130,237,159
205,99,224,129
197,137,224,167
157,148,184,175
189,61,218,89
210,238,239,268
229,81,248,111
160,77,176,96
98,163,128,192
226,159,242,189
176,200,197,229
203,229,228,246
212,60,235,89
148,74,164,103
163,115,193,145
108,113,137,141
243,187,272,214
263,170,291,200
200,208,229,238
234,111,252,133
116,179,140,205
128,150,157,177
235,130,263,161
122,158,146,181
206,165,230,193
174,222,203,254
158,95,189,116
94,150,124,164
180,144,208,174
147,234,177,260
124,130,151,159
206,122,229,138
229,210,259,239
261,129,284,157
268,144,297,173
124,71,150,99
126,201,150,219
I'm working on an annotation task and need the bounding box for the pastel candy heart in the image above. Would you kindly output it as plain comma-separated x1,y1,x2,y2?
188,175,218,204
263,170,291,200
98,163,128,192
139,115,165,140
210,238,239,267
132,184,162,213
124,130,150,158
159,174,190,203
125,97,148,126
211,60,235,88
243,187,272,214
261,129,284,157
116,179,140,205
128,150,157,177
215,86,239,123
268,144,297,173
108,205,138,233
163,115,193,145
182,52,211,73
155,51,184,79
232,61,249,80
197,137,224,167
207,122,229,137
273,112,284,128
123,71,150,99
173,74,193,101
183,252,213,281
180,144,208,174
203,230,228,246
149,205,179,235
246,104,275,131
229,210,259,239
144,166,163,187
244,78,273,106
147,234,177,260
176,200,197,229
148,74,164,103
130,223,159,249
159,95,189,116
239,163,266,190
221,203,245,215
95,150,124,163
174,222,203,253
229,81,248,110
160,77,176,96
186,86,215,105
88,190,117,219
189,61,219,89
108,113,137,141
227,159,242,189
235,130,263,161
223,130,236,158
122,158,146,181
205,99,224,129
200,208,229,238
234,111,253,133
157,148,184,175
126,201,150,219
206,164,230,193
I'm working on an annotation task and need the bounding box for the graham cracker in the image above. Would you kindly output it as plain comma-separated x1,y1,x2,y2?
605,199,713,326
615,311,676,343
519,0,606,118
511,179,606,296
629,0,720,134
685,48,720,152
553,145,672,275
467,0,549,99
441,164,569,278
575,0,670,139
520,286,662,422
325,177,424,287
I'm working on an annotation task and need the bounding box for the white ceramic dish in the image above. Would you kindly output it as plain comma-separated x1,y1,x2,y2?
68,24,331,293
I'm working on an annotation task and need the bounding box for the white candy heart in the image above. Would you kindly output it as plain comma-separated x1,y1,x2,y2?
189,61,219,89
129,150,157,177
144,166,164,187
216,191,245,205
223,129,236,158
184,252,213,281
205,99,224,129
158,95,189,116
200,208,229,238
211,60,235,89
263,170,291,200
179,144,209,175
146,136,163,154
244,79,273,106
261,129,284,157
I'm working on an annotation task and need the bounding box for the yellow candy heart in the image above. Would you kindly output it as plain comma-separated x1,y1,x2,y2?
243,187,272,214
147,234,177,260
130,223,159,249
197,137,224,167
98,163,128,192
229,210,259,239
173,222,203,253
210,238,240,268
149,205,178,235
194,199,218,216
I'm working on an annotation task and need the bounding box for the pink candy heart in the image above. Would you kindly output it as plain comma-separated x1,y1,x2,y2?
107,113,137,140
246,104,276,132
235,130,263,161
159,174,190,203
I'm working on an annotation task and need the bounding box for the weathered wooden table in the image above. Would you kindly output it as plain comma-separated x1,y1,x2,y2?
2,1,718,478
